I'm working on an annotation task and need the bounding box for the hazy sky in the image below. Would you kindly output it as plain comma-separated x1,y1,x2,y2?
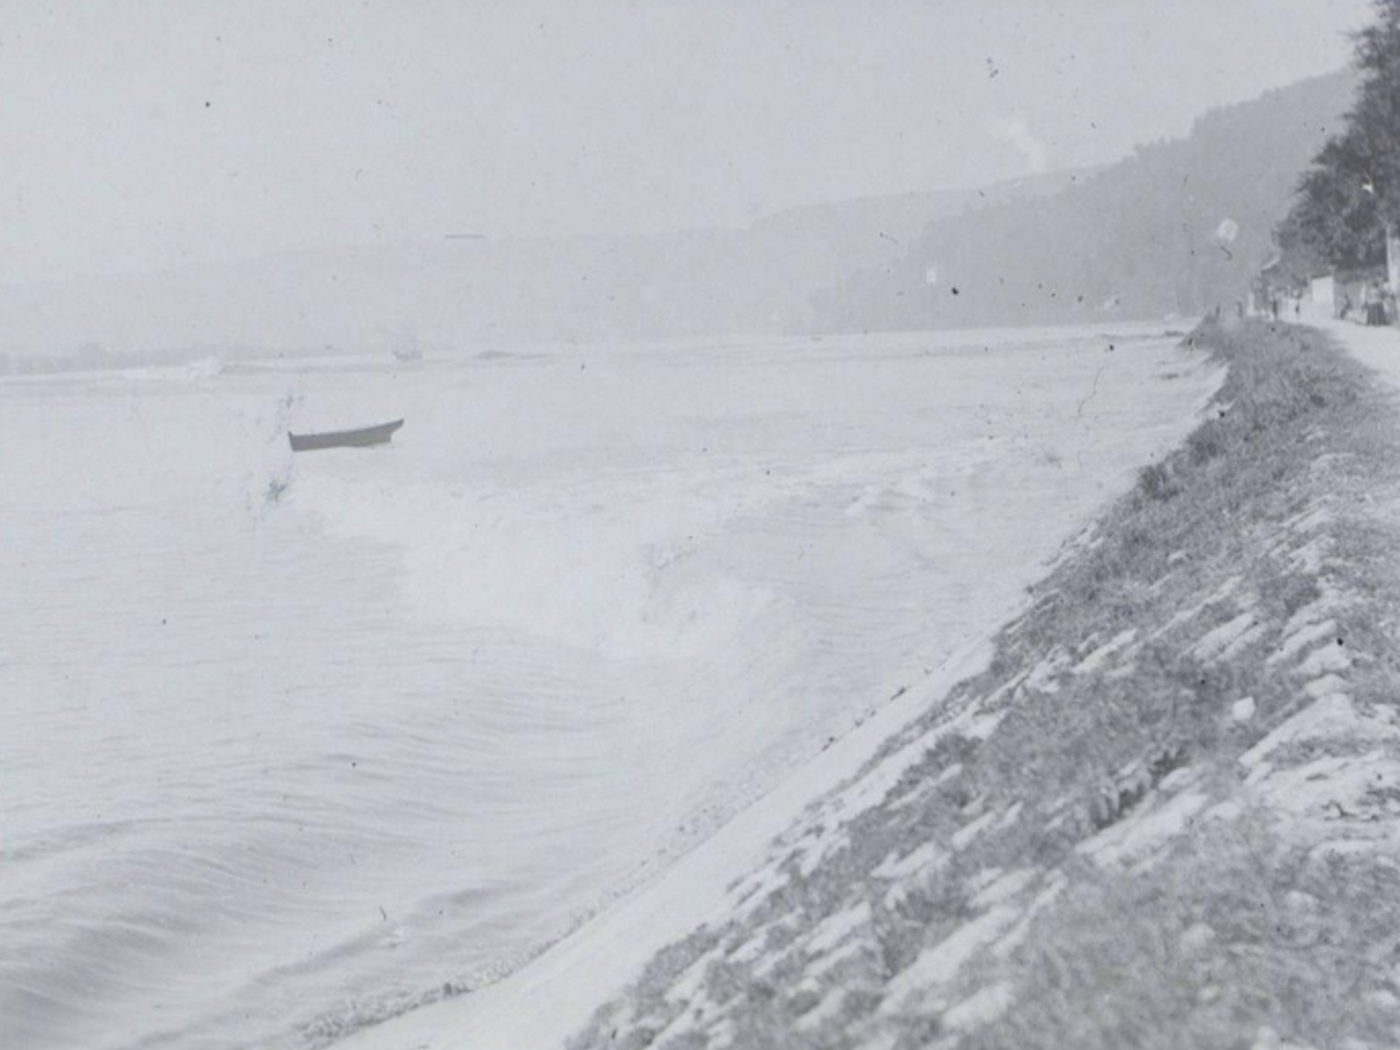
0,0,1372,284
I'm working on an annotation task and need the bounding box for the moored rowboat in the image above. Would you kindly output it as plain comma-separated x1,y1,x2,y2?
288,419,404,452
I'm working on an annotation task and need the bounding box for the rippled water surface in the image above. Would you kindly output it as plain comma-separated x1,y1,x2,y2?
0,327,1217,1049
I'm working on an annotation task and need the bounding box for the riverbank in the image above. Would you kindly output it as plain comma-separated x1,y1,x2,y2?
330,327,1225,1050
2,327,1222,1050
550,318,1400,1049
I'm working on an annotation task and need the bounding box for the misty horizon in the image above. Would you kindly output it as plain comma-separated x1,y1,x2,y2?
0,0,1370,290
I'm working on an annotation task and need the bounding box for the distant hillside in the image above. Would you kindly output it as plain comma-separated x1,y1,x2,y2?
0,171,1082,358
1,70,1351,356
809,70,1359,332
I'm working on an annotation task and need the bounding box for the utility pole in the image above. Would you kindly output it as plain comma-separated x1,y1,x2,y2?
1387,221,1400,295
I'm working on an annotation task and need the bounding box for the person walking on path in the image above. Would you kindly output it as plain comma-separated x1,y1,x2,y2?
1365,281,1387,326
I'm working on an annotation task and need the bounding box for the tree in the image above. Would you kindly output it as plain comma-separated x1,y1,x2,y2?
1277,0,1400,269
1278,136,1385,271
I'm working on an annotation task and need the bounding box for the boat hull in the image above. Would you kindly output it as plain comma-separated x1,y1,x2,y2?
288,419,404,452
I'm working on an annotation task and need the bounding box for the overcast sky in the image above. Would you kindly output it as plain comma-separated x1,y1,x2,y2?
0,0,1372,284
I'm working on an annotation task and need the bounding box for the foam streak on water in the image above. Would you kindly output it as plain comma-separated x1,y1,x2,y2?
0,327,1217,1049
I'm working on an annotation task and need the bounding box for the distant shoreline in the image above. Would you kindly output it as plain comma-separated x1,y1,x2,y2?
0,318,1193,380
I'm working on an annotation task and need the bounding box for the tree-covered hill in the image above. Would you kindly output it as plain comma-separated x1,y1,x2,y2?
0,171,1080,358
1277,0,1400,280
809,70,1358,332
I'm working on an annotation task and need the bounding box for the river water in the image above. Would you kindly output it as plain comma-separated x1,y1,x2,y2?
0,325,1217,1049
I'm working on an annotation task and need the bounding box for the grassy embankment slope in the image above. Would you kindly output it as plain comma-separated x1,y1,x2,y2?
570,320,1400,1050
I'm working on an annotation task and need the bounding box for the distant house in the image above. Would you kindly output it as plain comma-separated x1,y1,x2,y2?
1285,272,1336,323
1309,273,1335,310
1252,254,1385,322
